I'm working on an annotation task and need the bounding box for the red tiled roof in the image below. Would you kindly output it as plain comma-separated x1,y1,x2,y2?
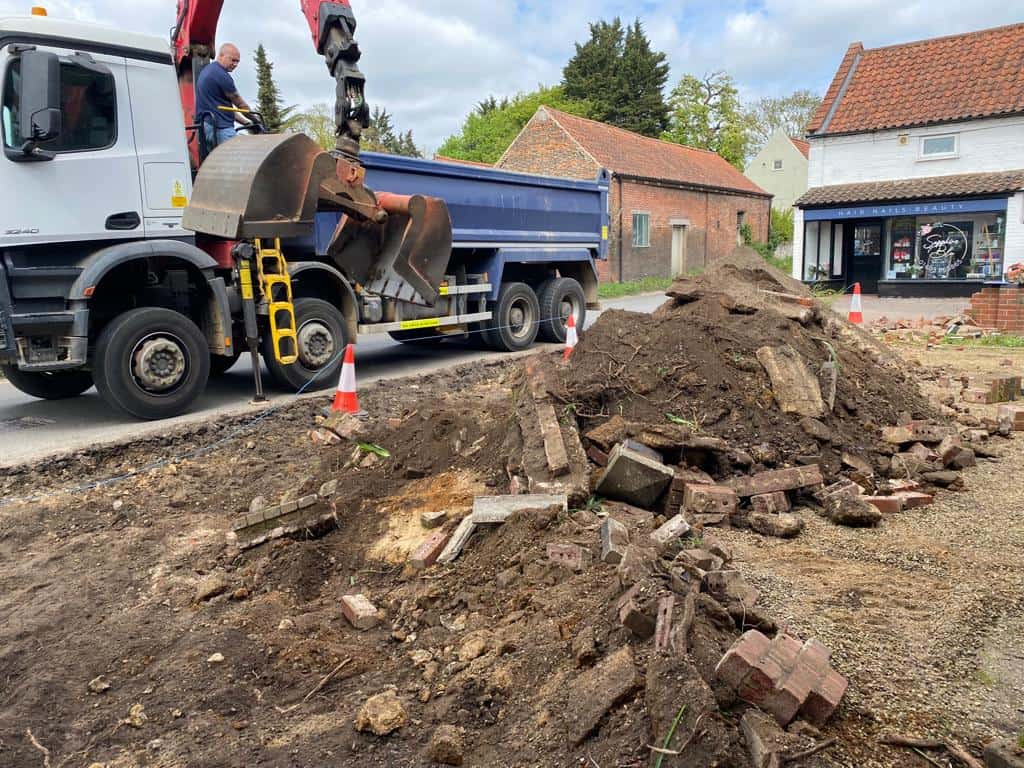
789,137,810,159
542,107,769,197
809,24,1024,136
433,154,493,168
795,170,1024,207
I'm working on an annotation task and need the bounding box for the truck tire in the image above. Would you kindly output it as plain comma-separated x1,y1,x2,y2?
210,350,241,376
485,282,540,352
92,307,210,420
1,365,93,400
262,297,348,392
536,277,586,343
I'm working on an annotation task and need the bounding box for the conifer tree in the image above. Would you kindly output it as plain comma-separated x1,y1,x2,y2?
253,43,294,132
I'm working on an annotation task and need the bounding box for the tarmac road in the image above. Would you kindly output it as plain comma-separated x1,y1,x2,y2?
0,293,665,468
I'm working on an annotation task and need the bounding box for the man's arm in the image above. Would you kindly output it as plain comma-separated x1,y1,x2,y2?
227,91,253,125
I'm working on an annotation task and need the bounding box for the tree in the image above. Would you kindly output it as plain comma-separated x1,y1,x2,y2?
561,18,669,137
362,106,421,157
290,102,334,149
437,85,591,164
253,43,295,132
744,90,821,155
662,72,752,169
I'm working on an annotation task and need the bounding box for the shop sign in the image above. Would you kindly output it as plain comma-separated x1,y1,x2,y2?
804,197,1007,221
920,222,972,278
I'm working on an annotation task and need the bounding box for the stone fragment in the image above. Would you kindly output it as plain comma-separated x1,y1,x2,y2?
756,345,826,418
436,515,477,564
355,690,407,736
938,435,963,466
619,596,656,639
620,438,665,463
653,595,675,653
996,403,1024,431
908,442,939,462
616,545,657,587
207,653,225,664
741,709,797,768
703,570,759,610
564,646,641,744
799,417,833,442
600,518,629,564
410,531,449,570
984,738,1024,768
88,675,111,694
547,543,586,572
683,484,739,516
750,491,791,514
841,452,874,476
194,573,230,603
420,510,447,529
495,566,519,588
988,375,1021,403
571,626,598,667
472,494,567,523
964,388,996,404
595,444,675,508
727,466,824,498
947,447,977,470
827,496,881,527
535,399,570,476
341,594,379,630
648,514,692,549
680,549,724,572
882,421,950,445
458,634,488,662
749,511,804,539
922,470,962,488
318,479,338,498
428,725,465,766
322,410,366,440
586,444,609,466
584,415,630,451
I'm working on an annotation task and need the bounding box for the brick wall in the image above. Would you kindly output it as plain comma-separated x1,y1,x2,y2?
968,284,1024,332
499,111,771,282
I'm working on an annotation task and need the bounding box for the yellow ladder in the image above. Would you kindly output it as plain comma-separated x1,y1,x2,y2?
254,238,298,365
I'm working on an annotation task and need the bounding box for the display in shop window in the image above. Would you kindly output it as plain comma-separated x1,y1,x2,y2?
916,221,972,279
888,217,916,277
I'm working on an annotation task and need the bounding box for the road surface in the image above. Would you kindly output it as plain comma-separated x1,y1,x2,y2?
0,293,665,467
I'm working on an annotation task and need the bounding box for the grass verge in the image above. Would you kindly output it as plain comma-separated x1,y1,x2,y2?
941,334,1024,349
598,276,673,299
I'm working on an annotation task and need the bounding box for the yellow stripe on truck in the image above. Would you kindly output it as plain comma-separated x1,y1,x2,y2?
239,263,254,300
400,317,442,330
438,285,449,296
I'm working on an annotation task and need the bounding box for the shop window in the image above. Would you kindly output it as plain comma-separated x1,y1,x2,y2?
919,134,957,160
772,159,783,170
3,56,117,153
631,212,650,247
803,220,843,282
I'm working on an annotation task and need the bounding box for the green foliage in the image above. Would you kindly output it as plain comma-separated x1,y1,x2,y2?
597,276,673,298
941,333,1024,348
290,102,334,149
362,106,421,157
741,222,791,273
562,18,669,137
1017,731,1024,749
744,90,821,155
662,72,752,168
770,207,794,246
357,443,391,458
437,85,591,164
253,43,295,132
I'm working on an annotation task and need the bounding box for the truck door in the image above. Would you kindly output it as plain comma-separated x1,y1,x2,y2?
0,45,144,248
124,57,192,238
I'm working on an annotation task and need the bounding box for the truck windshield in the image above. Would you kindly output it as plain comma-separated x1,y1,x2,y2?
2,57,117,153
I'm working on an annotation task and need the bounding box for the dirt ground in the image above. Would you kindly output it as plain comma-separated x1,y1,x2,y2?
1,315,1022,767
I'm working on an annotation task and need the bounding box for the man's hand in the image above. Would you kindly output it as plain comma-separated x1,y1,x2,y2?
228,92,254,125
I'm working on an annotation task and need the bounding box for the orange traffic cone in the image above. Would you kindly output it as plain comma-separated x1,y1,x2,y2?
564,313,578,360
331,343,360,413
848,282,864,325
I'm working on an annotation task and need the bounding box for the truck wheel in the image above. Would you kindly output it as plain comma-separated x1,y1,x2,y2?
536,277,586,343
92,307,210,420
262,297,348,392
210,350,241,376
1,365,93,400
485,282,540,352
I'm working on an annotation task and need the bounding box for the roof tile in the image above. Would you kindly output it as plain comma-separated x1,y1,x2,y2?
795,170,1024,207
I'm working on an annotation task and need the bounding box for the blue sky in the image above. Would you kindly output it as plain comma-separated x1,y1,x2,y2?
1,0,1022,150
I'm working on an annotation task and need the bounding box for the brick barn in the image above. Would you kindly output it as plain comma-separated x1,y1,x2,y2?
497,107,771,282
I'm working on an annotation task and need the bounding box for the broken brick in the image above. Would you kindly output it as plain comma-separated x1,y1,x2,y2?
703,570,759,610
963,388,995,404
600,517,629,564
410,531,449,570
996,403,1024,430
882,421,950,445
648,514,692,549
595,444,675,508
862,496,903,514
653,595,675,653
618,596,656,639
893,490,934,508
726,466,824,498
547,543,586,571
341,594,379,630
683,484,739,515
586,444,609,466
750,491,791,514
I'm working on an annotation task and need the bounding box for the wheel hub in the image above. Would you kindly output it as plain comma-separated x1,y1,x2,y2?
132,337,186,391
297,321,335,368
559,298,573,322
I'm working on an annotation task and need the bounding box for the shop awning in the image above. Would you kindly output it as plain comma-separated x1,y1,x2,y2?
796,169,1024,210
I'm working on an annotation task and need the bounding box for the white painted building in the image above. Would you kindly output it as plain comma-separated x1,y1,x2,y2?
794,24,1024,297
744,129,809,211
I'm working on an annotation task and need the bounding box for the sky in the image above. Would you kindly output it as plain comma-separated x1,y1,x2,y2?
2,0,1022,152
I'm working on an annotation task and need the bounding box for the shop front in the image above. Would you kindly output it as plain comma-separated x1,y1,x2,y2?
799,197,1009,296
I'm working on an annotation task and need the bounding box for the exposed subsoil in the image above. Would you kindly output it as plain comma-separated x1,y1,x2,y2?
0,252,1020,768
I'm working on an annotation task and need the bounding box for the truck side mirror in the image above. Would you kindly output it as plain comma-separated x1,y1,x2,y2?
18,50,61,155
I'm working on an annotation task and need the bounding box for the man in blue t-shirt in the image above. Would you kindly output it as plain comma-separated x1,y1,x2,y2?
195,43,253,151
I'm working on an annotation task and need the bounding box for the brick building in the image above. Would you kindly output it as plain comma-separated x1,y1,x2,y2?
497,107,771,282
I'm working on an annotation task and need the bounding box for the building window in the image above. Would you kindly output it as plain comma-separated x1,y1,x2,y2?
919,134,958,160
2,56,118,153
886,214,1005,280
772,159,783,170
802,220,842,281
632,212,650,247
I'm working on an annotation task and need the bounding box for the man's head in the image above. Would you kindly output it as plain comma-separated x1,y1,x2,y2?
216,43,241,72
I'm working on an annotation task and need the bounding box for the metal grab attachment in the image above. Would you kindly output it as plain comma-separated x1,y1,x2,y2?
254,238,298,365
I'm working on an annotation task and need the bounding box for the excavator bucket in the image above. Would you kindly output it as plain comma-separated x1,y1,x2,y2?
183,133,336,239
184,132,453,306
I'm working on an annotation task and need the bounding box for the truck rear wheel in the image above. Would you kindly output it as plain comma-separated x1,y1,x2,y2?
536,277,586,343
262,297,348,392
1,365,93,400
93,307,210,420
485,282,540,352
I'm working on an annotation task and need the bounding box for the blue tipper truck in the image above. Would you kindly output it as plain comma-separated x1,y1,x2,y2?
311,152,610,350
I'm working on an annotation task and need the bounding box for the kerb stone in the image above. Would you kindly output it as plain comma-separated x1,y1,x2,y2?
595,444,675,509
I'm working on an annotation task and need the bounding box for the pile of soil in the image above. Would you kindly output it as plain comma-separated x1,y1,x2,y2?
557,248,941,478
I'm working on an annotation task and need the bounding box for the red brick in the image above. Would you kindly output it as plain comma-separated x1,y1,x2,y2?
893,490,934,508
654,595,675,653
728,466,824,498
683,484,739,515
341,594,379,630
587,444,609,466
618,597,656,639
863,496,904,514
410,531,449,570
715,630,772,689
547,542,586,571
963,388,995,404
649,514,692,548
751,491,791,514
801,669,849,726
